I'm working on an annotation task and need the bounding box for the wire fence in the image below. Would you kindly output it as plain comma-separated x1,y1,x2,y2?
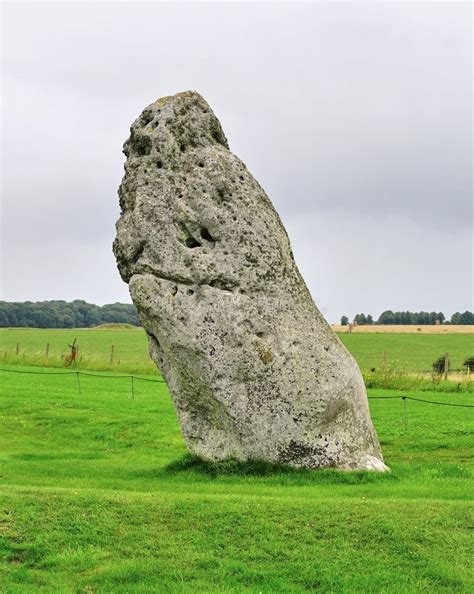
1,366,473,409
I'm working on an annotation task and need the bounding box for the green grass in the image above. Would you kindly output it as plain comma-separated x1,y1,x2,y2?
339,333,474,372
1,364,473,592
1,327,473,376
0,327,154,375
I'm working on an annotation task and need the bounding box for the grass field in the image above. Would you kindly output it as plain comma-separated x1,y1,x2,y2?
338,333,473,372
0,364,473,592
1,327,473,376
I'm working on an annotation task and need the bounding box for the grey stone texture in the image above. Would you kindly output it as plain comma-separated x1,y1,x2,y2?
114,91,388,471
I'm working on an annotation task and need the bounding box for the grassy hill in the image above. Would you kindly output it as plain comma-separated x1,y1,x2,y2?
0,364,472,591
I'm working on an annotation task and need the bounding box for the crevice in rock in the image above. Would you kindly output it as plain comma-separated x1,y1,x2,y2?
129,239,147,264
133,265,194,287
185,237,201,248
176,221,203,249
140,109,154,126
200,227,215,243
209,279,234,292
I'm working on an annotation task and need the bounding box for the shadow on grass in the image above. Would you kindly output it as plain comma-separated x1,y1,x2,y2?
164,454,398,485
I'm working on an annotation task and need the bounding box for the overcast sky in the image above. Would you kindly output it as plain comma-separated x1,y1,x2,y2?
1,1,472,322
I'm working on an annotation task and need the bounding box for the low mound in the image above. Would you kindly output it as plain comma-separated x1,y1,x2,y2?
92,323,140,330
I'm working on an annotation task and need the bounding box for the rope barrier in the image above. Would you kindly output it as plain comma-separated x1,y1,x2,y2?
0,367,165,383
0,368,76,375
1,368,472,406
403,395,474,408
367,394,474,408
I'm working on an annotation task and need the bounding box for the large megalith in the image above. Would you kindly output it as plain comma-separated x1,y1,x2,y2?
113,91,388,471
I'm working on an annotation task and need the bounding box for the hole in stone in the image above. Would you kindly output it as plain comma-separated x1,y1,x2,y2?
209,279,232,291
140,109,154,126
200,227,215,242
180,143,186,152
256,332,264,338
239,175,244,180
185,237,201,248
187,289,194,296
171,286,178,296
179,194,183,198
198,162,205,168
156,160,163,169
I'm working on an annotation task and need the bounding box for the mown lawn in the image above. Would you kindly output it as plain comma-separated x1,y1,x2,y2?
0,365,473,592
1,327,473,374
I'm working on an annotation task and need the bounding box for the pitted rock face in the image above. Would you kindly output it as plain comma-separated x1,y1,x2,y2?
113,91,388,471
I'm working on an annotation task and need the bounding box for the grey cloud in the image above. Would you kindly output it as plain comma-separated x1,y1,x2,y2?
1,1,472,321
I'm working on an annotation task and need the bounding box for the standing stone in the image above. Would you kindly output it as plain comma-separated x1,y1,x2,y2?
113,91,388,471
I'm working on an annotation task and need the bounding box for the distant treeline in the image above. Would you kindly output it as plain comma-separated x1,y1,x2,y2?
0,300,140,328
341,311,474,326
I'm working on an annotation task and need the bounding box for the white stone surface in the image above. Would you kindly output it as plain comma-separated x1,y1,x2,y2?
114,91,388,471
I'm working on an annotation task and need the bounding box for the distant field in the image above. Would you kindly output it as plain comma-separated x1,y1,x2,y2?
0,327,146,359
338,333,473,372
0,327,473,375
0,363,472,592
0,327,152,374
332,324,474,334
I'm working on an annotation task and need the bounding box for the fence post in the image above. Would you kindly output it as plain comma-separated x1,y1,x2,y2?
382,350,387,367
110,345,115,364
402,396,408,430
16,342,19,355
45,343,49,358
76,371,81,396
131,375,135,400
444,352,449,380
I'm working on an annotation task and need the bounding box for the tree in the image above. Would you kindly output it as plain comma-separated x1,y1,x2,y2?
0,300,141,328
354,313,367,325
340,315,349,326
377,310,395,325
451,311,474,325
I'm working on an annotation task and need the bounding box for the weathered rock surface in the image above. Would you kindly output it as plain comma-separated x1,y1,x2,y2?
113,91,388,471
